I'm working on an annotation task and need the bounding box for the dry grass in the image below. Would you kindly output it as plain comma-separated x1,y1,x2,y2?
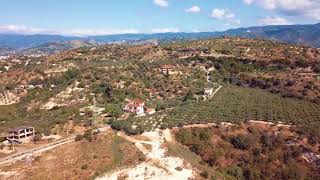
0,131,143,180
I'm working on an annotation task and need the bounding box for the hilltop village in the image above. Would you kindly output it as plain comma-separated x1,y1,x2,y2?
0,37,320,179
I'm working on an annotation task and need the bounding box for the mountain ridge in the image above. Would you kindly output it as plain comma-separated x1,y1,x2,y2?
0,23,319,55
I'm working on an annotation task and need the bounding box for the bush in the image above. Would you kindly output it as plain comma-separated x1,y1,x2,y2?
226,166,243,179
0,137,6,142
138,156,146,162
313,64,320,73
81,164,88,170
230,136,249,150
83,129,93,142
104,103,122,118
200,170,209,178
75,134,84,141
33,134,43,141
230,135,255,150
63,68,79,82
0,143,4,150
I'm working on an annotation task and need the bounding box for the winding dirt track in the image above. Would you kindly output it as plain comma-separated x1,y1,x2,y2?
97,130,195,180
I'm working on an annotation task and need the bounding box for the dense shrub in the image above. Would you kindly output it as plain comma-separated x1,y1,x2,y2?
226,166,244,179
200,170,209,178
75,134,84,141
230,135,255,150
33,134,43,141
83,129,93,142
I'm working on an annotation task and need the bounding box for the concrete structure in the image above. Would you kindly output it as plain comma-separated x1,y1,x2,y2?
123,100,145,115
7,126,35,144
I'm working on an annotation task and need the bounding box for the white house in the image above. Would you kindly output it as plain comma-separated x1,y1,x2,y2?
123,100,145,115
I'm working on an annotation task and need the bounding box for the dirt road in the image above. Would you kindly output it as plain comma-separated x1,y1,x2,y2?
0,135,77,166
97,129,195,180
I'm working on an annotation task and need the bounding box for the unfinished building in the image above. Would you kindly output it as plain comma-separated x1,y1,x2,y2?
6,126,35,144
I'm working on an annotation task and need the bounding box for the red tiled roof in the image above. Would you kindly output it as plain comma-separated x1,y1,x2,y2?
129,99,144,104
126,102,144,108
160,64,174,69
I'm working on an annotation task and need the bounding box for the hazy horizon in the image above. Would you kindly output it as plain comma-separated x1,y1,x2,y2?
0,0,319,36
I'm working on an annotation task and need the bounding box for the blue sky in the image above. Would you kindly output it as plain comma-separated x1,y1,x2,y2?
0,0,319,36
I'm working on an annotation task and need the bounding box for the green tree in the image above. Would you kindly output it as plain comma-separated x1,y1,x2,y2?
104,103,122,118
226,166,244,180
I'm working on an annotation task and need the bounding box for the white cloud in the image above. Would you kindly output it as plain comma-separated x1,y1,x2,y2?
242,0,320,20
211,9,229,20
259,16,293,25
0,25,49,35
243,0,255,5
211,9,241,24
151,27,179,33
0,24,140,36
66,29,140,36
185,6,201,13
154,0,168,7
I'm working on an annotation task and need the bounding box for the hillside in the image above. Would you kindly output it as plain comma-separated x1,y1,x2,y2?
0,37,320,179
0,36,319,134
21,40,97,55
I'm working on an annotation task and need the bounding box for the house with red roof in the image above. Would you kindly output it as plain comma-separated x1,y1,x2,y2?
123,100,145,115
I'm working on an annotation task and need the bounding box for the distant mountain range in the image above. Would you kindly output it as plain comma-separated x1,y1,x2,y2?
222,23,320,47
0,23,319,55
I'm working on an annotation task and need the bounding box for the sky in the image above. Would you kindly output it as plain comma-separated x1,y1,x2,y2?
0,0,319,36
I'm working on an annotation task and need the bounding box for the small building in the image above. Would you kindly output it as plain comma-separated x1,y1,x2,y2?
6,126,35,144
160,65,174,75
204,88,213,96
123,100,145,115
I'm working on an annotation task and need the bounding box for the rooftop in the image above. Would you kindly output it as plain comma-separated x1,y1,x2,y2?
160,64,174,69
128,99,145,105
